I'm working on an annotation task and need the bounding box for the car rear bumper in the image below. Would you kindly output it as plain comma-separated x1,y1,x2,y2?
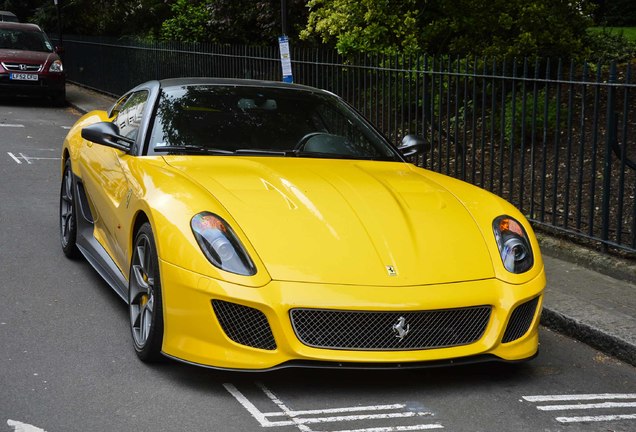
159,260,546,370
0,72,65,97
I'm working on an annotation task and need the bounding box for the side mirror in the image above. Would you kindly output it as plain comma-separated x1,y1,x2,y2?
398,134,428,158
81,122,133,152
55,46,65,55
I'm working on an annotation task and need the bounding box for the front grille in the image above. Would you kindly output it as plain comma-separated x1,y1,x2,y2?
212,300,276,350
502,297,540,343
1,62,43,72
290,306,492,351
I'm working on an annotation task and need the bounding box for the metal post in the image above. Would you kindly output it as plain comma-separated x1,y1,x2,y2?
53,0,63,49
601,61,617,252
281,0,288,35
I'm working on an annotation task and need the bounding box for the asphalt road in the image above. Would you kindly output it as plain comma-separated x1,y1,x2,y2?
1,98,635,432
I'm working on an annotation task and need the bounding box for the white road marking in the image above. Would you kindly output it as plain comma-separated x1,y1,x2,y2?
224,382,443,431
0,124,25,128
556,414,636,423
7,419,47,432
8,152,22,164
330,426,443,432
223,383,282,427
258,382,311,432
6,152,60,164
523,393,636,402
537,401,636,411
523,393,636,426
263,404,408,417
61,126,72,130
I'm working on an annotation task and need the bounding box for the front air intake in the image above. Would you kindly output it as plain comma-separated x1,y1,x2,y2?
212,300,277,350
290,306,492,351
502,297,540,343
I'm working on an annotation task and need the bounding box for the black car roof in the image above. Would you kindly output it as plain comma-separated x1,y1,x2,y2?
157,77,333,96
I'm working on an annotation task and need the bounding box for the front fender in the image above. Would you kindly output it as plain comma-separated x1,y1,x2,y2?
125,157,272,289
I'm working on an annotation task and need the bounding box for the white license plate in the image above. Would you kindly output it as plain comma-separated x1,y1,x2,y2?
10,73,38,81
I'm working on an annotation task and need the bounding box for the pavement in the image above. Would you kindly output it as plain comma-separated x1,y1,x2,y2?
64,82,636,368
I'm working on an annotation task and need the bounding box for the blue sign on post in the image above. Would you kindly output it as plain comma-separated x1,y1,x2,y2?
278,36,293,83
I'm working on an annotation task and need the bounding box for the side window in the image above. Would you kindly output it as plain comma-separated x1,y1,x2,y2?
114,91,149,141
108,94,131,119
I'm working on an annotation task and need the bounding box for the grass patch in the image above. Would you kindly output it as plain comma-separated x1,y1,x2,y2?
588,27,636,42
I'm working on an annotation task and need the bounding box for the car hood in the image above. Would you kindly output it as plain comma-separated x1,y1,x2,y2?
165,157,495,286
0,49,56,64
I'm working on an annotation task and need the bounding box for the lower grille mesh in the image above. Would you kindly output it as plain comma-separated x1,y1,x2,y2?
502,297,540,343
212,300,276,350
290,306,492,351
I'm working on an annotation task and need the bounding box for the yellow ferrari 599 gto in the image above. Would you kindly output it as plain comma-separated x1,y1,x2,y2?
60,78,545,370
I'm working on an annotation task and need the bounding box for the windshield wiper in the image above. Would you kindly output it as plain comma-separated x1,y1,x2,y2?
294,151,400,162
233,149,295,157
153,145,234,155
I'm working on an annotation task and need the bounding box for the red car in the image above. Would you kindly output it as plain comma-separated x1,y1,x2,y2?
0,22,65,105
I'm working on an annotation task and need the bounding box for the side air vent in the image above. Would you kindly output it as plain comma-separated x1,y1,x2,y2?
75,180,94,223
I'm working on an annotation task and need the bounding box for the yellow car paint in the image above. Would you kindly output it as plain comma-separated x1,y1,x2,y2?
62,107,546,370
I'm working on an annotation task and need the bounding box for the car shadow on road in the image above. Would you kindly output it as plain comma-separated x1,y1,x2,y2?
0,95,66,108
158,351,538,397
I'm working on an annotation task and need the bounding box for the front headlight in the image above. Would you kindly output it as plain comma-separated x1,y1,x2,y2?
49,60,63,73
493,216,534,274
191,212,256,276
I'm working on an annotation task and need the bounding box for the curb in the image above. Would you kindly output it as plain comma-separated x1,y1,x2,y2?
537,232,636,285
541,307,636,367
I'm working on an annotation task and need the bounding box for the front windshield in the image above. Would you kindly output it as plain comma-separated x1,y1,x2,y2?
0,29,53,52
147,84,401,161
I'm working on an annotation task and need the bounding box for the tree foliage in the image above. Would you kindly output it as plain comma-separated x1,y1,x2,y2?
160,0,309,44
592,0,636,26
301,0,595,59
2,0,605,60
1,0,172,38
301,0,421,55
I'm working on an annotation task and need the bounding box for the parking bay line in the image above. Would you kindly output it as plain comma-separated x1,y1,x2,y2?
7,152,60,164
522,393,636,402
7,419,47,432
224,383,443,431
536,401,636,411
556,414,636,423
263,404,408,417
523,393,636,425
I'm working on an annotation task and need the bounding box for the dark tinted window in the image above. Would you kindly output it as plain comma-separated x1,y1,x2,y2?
147,85,400,161
0,28,52,52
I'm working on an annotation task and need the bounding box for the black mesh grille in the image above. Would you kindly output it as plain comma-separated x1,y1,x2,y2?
290,306,492,351
502,297,540,343
212,300,276,350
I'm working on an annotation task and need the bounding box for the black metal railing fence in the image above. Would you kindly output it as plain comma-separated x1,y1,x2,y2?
57,35,636,255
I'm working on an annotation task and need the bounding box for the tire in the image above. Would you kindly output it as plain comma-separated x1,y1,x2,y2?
59,158,80,259
129,223,164,362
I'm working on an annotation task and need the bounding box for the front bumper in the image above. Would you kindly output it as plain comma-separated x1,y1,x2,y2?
160,260,545,370
0,72,65,97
